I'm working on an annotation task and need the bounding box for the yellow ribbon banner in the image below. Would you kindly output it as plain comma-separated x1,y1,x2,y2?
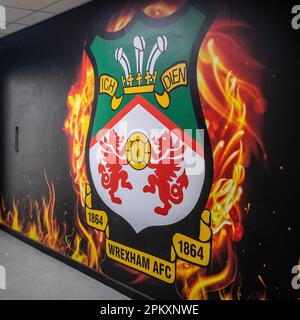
172,210,212,267
154,62,188,109
85,184,108,231
85,185,212,284
105,227,175,284
99,62,188,111
99,74,123,110
161,62,188,93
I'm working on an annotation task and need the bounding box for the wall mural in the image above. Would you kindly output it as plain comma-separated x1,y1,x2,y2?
0,0,298,300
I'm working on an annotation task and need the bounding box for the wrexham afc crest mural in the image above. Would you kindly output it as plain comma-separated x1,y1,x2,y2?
84,4,215,285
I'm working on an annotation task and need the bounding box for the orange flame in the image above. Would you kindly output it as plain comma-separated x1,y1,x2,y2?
0,174,65,249
64,51,104,271
176,18,267,299
0,172,101,271
64,53,94,207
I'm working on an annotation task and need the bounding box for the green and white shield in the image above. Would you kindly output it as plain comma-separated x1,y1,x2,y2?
86,5,213,233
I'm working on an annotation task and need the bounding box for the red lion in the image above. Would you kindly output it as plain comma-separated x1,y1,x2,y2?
98,130,132,204
143,130,189,216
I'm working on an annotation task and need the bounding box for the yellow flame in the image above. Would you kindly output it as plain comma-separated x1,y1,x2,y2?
64,53,94,207
0,173,100,271
175,17,267,299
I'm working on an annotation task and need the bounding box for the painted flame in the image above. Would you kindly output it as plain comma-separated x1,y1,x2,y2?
176,18,267,299
0,173,100,271
63,51,104,271
64,53,94,207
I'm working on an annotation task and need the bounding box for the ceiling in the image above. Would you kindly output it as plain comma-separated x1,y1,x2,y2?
0,0,93,38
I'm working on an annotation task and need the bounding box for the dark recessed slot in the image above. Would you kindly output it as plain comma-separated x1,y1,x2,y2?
15,126,19,153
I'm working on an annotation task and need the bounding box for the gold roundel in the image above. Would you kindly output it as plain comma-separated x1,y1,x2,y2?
126,132,151,170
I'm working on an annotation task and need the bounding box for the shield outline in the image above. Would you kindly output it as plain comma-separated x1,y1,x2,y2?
85,1,215,240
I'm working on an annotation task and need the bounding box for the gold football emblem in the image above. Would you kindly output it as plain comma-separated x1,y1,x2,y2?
126,132,151,170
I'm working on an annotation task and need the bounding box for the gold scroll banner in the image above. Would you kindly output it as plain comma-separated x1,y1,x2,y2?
85,185,212,284
154,62,188,109
171,210,212,267
99,62,188,111
85,184,108,231
105,226,176,284
99,74,123,111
